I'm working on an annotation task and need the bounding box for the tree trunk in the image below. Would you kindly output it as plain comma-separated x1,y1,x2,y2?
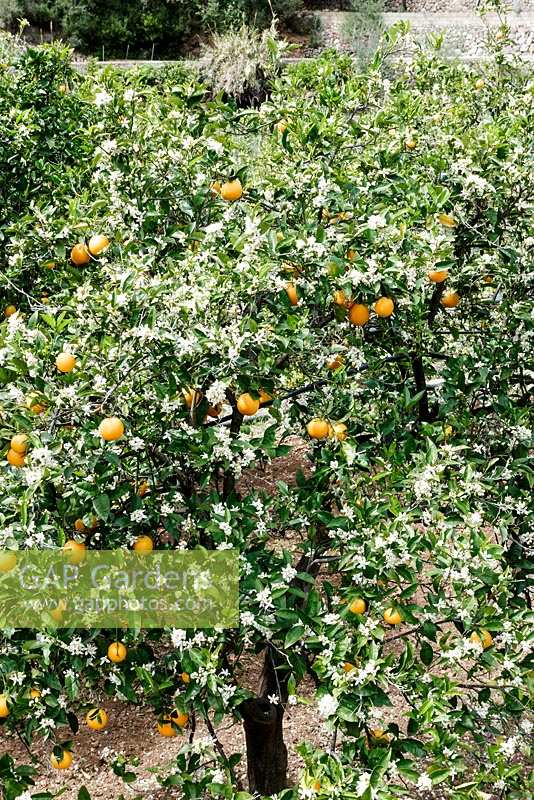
241,648,288,794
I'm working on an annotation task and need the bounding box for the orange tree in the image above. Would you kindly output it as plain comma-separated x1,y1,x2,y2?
0,28,533,800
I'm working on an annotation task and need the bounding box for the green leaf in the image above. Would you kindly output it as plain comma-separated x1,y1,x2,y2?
93,493,111,521
285,625,305,648
420,641,434,666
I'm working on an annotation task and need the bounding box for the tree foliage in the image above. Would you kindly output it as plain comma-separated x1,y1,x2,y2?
0,27,533,800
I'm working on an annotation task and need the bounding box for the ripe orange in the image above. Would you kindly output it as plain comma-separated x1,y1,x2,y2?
470,629,493,649
107,642,127,663
157,710,189,737
88,234,110,256
349,303,369,326
4,305,16,317
441,291,460,308
286,283,299,306
63,540,86,565
51,750,73,770
10,434,28,454
326,354,344,370
237,393,260,417
210,180,222,195
220,179,243,201
333,290,347,307
99,416,125,441
0,552,17,572
374,297,394,318
348,598,366,615
181,671,190,684
0,694,9,718
30,688,41,699
71,243,90,266
383,607,402,625
342,662,355,672
331,422,348,441
6,449,25,467
428,270,448,283
259,389,272,405
133,535,153,553
86,708,109,731
307,418,330,440
50,600,66,623
56,352,76,373
438,213,456,228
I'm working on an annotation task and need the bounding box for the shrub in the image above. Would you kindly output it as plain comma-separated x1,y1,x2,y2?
201,22,288,106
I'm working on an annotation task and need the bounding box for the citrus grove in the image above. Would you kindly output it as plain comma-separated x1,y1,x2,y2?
0,24,533,800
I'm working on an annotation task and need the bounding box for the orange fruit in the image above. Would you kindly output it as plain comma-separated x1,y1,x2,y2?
70,243,90,266
86,708,108,731
259,389,272,405
333,290,347,307
4,305,16,317
383,607,402,625
374,297,394,318
220,179,243,201
0,695,9,718
286,283,299,306
88,234,110,256
99,416,125,441
210,180,221,195
438,213,456,228
349,303,369,326
63,540,86,565
107,642,127,663
470,629,493,650
51,750,73,770
6,449,25,468
441,291,460,308
428,270,448,283
348,598,366,615
326,354,344,370
181,672,190,684
183,387,202,408
30,688,41,699
74,518,86,533
50,600,66,623
331,422,348,441
56,352,76,373
306,418,330,440
342,662,355,672
237,393,260,417
157,710,189,737
10,434,28,454
0,552,17,573
28,399,46,414
133,535,153,553
313,780,321,791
